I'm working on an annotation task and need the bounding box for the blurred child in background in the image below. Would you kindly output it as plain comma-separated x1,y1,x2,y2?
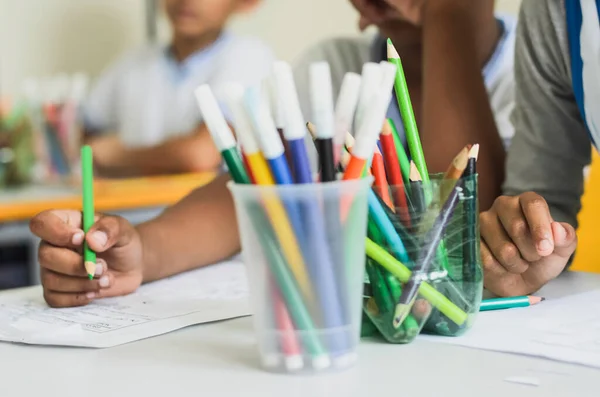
294,0,515,210
84,0,273,177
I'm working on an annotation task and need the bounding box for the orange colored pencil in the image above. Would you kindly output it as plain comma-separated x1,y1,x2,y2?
444,146,470,180
371,148,394,209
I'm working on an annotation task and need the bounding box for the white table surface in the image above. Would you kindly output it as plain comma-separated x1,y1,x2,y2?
1,271,600,397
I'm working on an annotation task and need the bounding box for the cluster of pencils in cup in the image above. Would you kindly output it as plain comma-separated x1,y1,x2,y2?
194,38,481,372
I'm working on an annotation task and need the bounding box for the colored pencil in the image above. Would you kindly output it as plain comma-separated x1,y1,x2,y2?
461,144,479,285
380,121,410,224
386,118,411,189
392,184,464,328
443,146,469,180
409,161,426,225
372,191,419,259
81,145,96,280
479,296,544,311
334,73,362,166
364,238,468,326
387,39,429,186
371,148,394,209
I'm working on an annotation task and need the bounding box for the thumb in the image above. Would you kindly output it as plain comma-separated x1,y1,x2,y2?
86,215,135,253
552,222,577,258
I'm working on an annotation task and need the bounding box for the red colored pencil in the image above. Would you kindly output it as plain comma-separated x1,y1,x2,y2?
371,149,394,210
380,123,410,226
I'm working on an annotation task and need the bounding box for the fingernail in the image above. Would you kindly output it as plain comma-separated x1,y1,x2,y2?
94,264,103,276
99,276,110,288
86,292,96,299
538,239,553,252
555,223,567,241
91,231,108,248
72,232,84,245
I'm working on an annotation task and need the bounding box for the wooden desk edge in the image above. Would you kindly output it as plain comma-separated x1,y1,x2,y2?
0,173,216,223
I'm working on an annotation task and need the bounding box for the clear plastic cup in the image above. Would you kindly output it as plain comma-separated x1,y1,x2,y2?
363,174,483,343
228,177,372,374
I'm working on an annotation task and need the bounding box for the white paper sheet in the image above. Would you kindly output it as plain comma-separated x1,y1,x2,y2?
0,259,251,348
422,290,600,369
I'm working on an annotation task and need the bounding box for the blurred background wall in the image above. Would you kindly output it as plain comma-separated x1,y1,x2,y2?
0,0,522,97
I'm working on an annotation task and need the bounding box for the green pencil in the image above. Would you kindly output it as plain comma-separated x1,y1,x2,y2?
81,145,96,280
387,39,429,188
365,238,468,326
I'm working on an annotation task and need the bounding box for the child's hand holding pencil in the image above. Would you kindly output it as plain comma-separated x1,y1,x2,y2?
30,210,144,308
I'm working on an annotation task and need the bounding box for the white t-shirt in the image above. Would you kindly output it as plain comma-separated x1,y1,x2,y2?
293,15,517,166
83,33,274,148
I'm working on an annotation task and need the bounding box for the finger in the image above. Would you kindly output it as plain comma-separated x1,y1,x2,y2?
38,242,107,278
552,222,577,258
520,192,554,256
480,211,529,274
41,268,113,293
30,210,85,249
43,289,95,308
39,241,86,277
411,299,431,321
497,204,541,263
95,272,142,299
87,215,135,253
480,242,528,297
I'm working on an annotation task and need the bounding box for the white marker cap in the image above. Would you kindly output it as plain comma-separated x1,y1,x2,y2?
194,84,237,151
273,61,306,140
355,62,383,132
245,86,285,160
220,83,260,155
334,72,361,147
311,354,331,371
353,89,393,160
379,61,397,95
309,62,335,140
284,355,304,371
266,75,285,129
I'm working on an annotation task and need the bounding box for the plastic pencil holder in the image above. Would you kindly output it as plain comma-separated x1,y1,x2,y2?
362,174,482,343
228,177,372,374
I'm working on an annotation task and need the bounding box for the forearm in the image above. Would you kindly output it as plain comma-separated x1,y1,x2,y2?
136,174,240,282
421,2,505,210
89,127,222,178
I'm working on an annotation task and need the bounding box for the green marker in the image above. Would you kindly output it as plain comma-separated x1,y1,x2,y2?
387,39,429,189
81,145,96,280
196,84,329,368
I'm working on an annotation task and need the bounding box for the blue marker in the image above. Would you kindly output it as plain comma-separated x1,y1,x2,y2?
245,86,309,248
274,61,349,359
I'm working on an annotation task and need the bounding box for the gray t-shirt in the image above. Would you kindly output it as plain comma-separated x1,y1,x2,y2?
504,0,592,229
